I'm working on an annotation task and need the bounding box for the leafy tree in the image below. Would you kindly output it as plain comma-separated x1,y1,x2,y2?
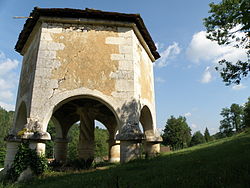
0,106,14,167
243,97,250,128
67,124,80,160
219,103,244,136
0,107,14,147
94,126,108,158
45,120,56,158
190,131,206,146
230,103,244,131
220,107,234,136
204,0,250,85
162,116,191,150
204,127,212,142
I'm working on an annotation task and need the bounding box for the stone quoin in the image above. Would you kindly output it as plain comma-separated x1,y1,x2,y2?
4,7,162,167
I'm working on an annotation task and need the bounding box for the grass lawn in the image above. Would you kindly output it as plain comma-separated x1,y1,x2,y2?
1,129,250,188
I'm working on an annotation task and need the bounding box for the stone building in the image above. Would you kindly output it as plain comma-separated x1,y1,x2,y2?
4,8,161,167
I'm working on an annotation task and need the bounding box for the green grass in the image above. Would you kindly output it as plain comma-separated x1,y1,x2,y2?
3,130,250,188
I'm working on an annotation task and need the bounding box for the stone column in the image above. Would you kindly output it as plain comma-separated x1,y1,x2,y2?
26,131,51,156
108,139,120,163
4,138,21,168
54,138,69,162
4,131,51,168
144,136,162,158
78,108,95,164
116,123,145,163
120,141,142,163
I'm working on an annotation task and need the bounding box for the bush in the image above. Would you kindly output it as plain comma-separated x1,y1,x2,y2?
0,148,6,168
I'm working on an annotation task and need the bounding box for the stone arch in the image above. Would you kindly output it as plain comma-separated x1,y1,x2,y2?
139,105,154,139
46,94,120,163
14,101,27,133
42,90,120,132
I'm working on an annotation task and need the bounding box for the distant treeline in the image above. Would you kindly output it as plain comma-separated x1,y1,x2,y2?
162,97,250,150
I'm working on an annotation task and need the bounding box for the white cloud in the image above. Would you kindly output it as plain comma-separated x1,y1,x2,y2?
156,42,181,67
155,77,166,83
184,112,192,117
201,66,213,83
0,51,19,110
232,83,247,90
191,123,197,129
0,58,19,75
0,101,15,111
0,90,13,101
186,31,247,64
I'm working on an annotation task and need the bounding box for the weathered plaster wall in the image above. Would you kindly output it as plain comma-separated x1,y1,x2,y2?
50,25,119,95
27,21,135,130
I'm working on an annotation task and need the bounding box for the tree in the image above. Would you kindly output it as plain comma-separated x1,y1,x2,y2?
230,103,244,131
45,120,56,158
204,0,250,85
204,127,211,142
162,116,191,150
220,107,233,136
219,103,244,136
190,131,206,146
0,106,14,167
94,126,108,158
243,97,250,128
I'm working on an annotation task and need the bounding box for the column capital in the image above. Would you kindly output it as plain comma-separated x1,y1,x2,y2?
116,122,145,141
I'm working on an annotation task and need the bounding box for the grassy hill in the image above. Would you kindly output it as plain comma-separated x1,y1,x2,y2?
2,129,250,188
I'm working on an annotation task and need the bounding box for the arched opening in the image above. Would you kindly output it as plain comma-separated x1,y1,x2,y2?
139,105,154,139
139,105,161,158
14,102,27,133
45,96,119,167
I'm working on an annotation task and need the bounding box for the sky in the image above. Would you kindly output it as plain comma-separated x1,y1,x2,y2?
0,0,249,135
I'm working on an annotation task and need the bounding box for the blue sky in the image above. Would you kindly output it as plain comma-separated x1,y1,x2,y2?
0,0,249,135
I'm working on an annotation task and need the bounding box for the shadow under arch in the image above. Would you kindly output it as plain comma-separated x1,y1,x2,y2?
139,105,154,139
44,94,120,133
14,101,27,133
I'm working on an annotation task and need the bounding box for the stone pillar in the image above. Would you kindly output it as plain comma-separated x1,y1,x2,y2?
4,131,51,168
78,108,95,164
144,136,162,158
4,138,21,168
120,141,142,163
54,138,68,162
116,123,145,163
108,140,120,163
144,142,160,158
24,131,51,156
